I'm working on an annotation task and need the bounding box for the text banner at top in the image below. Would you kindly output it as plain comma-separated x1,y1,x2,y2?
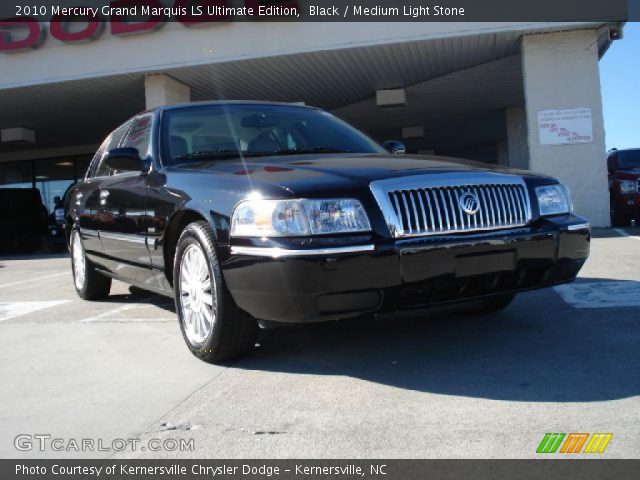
0,0,635,23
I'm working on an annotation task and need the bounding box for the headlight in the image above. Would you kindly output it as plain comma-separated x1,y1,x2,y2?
535,184,571,216
618,180,637,194
231,198,371,237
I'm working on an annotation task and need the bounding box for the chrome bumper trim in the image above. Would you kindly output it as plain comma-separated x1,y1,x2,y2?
567,222,590,231
230,244,375,258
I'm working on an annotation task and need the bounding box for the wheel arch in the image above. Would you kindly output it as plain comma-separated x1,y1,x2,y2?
163,208,215,287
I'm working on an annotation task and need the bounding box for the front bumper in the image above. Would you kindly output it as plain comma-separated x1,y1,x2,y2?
613,193,640,216
221,215,590,323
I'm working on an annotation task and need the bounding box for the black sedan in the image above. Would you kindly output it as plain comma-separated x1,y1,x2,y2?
65,101,590,363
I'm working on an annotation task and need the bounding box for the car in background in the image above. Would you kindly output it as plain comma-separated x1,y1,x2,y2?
0,188,47,253
607,148,640,226
47,184,76,252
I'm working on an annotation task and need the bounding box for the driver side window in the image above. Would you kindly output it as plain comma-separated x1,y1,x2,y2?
122,115,152,158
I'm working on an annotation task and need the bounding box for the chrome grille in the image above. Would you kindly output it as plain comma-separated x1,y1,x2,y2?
370,173,532,238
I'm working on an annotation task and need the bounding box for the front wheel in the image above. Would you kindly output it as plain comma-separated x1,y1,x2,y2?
70,229,111,300
173,221,258,364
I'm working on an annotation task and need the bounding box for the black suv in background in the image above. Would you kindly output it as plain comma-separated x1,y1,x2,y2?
607,148,640,226
65,101,590,363
0,188,47,253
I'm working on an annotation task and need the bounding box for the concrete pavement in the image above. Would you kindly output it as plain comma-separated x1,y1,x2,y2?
1,228,638,459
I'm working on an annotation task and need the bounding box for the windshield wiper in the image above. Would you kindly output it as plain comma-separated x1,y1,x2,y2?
174,150,242,161
175,147,349,162
272,147,349,155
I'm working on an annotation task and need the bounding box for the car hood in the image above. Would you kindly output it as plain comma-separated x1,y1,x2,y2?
614,168,640,179
169,153,550,195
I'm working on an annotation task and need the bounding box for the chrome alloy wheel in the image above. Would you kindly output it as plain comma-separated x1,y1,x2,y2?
72,231,86,290
178,243,216,346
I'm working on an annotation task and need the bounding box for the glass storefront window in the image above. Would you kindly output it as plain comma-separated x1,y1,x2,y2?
0,155,93,217
35,158,76,215
0,161,33,189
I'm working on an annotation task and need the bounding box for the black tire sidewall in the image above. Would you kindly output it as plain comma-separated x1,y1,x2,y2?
173,223,225,359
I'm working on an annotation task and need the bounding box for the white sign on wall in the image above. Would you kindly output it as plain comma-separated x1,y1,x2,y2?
538,108,593,146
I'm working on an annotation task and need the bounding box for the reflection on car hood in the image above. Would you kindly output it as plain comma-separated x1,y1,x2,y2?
171,153,547,189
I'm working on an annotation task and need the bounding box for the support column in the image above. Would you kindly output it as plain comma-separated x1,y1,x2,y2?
522,30,609,226
505,107,529,170
144,74,190,109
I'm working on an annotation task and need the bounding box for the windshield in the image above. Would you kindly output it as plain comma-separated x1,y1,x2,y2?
161,104,384,164
618,150,640,170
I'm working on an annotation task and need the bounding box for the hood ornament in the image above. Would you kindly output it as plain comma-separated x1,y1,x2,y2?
459,191,480,215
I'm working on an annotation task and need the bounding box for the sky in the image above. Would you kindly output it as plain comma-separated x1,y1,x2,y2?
599,22,640,150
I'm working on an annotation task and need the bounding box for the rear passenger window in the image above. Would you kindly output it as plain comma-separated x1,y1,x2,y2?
122,115,152,158
92,122,132,178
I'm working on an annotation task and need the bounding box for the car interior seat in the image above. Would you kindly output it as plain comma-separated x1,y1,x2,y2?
248,132,281,153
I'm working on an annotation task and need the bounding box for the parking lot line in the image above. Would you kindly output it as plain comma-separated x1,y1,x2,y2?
0,271,69,289
79,296,157,322
0,300,71,322
554,280,640,309
613,228,640,241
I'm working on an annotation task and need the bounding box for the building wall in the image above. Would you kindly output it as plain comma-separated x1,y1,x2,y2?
522,29,610,226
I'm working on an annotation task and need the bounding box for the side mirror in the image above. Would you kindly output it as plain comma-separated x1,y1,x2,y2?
382,141,406,155
104,148,146,172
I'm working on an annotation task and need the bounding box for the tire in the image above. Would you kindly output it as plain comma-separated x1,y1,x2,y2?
468,293,516,315
173,221,258,364
70,229,112,300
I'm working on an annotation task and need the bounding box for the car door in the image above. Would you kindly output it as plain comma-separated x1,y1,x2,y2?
77,123,131,260
96,115,154,284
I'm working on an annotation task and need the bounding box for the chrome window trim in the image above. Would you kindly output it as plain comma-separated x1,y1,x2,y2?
370,172,532,238
230,244,375,258
567,222,590,231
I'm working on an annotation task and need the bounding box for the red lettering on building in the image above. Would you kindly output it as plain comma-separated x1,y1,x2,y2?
0,0,302,52
50,12,104,43
0,18,44,52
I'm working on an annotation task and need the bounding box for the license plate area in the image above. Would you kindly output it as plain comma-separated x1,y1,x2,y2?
455,251,516,278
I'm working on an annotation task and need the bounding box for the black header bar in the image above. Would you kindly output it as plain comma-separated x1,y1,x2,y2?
0,0,635,22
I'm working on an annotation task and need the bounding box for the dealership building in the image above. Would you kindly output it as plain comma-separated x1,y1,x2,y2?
0,7,631,227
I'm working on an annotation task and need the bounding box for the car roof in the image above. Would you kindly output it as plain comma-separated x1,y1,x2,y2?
143,100,318,115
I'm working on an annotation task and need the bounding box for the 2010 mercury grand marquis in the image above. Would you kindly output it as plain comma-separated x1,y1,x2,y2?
65,101,590,363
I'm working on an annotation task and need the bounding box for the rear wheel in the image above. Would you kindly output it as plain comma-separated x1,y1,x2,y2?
468,293,516,315
174,221,258,364
70,229,111,300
